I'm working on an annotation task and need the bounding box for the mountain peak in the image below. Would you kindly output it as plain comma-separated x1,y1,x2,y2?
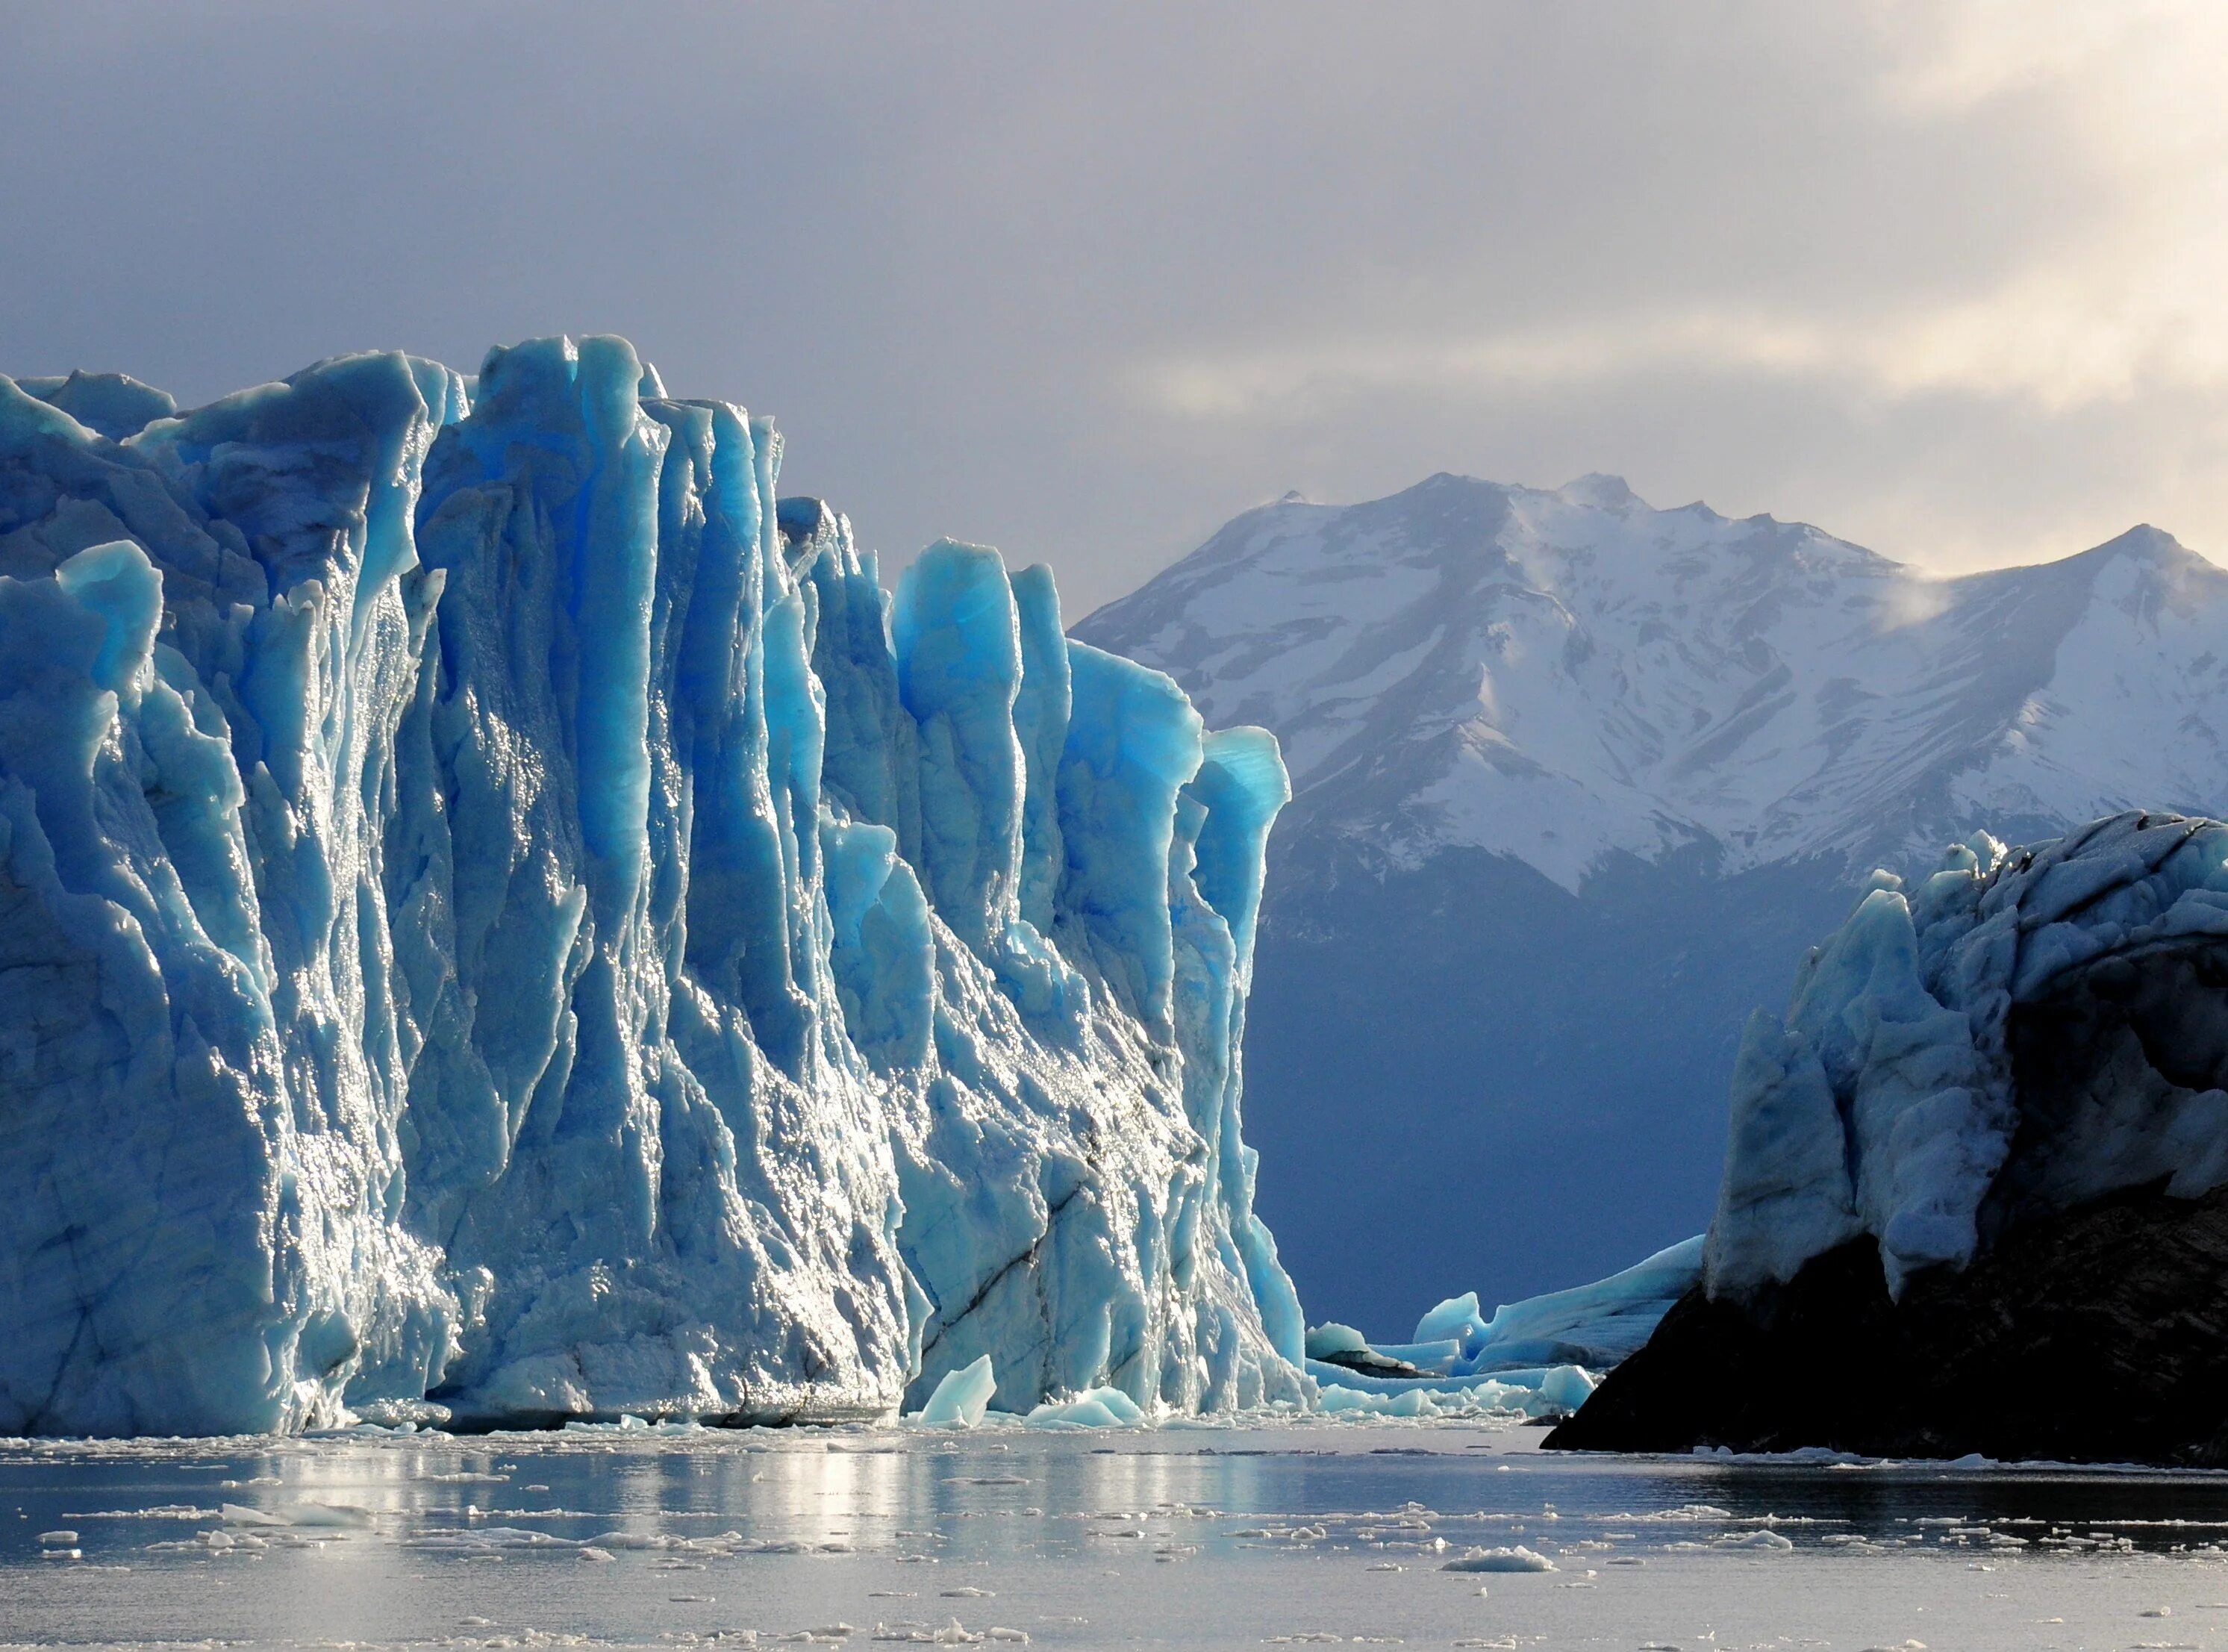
1555,472,1640,509
1074,476,2228,1327
1403,470,1495,496
2044,524,2221,588
2094,523,2203,567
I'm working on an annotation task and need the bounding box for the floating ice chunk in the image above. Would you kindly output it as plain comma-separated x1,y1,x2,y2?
1314,1383,1385,1415
283,1502,375,1529
355,1397,453,1429
913,1356,998,1429
1024,1388,1145,1430
1367,1339,1463,1373
1441,1545,1556,1573
1308,1360,1595,1420
1322,1239,1706,1392
1461,1236,1704,1373
1536,1365,1598,1414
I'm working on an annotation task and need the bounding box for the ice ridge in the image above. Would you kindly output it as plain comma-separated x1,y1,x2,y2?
0,337,1307,1436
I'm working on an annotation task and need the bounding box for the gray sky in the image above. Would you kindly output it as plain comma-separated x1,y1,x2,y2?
5,1,2224,615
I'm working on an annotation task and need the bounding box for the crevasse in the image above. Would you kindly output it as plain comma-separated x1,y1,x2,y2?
0,336,1308,1435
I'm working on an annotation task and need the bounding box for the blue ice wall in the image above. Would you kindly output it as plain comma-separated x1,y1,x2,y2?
0,337,1306,1434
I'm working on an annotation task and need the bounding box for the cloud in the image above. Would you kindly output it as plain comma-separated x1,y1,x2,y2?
2,1,2224,608
1139,2,2228,420
1135,273,2228,422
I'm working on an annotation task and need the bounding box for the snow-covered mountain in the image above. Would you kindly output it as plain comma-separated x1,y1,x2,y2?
1076,474,2228,1330
1083,473,2228,887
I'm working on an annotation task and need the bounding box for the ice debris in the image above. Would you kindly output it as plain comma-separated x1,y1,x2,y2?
1023,1388,1145,1429
0,337,1307,1435
1441,1545,1556,1573
912,1358,998,1429
1312,1364,1595,1419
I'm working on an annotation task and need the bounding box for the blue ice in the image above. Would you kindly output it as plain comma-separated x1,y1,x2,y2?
0,338,1308,1435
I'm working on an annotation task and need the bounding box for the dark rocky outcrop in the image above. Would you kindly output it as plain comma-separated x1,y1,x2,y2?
1546,1179,2228,1466
1311,1347,1426,1380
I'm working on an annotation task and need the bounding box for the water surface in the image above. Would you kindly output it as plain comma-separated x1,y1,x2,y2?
7,1418,2227,1649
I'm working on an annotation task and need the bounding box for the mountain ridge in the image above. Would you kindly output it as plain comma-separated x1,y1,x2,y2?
1081,473,2228,893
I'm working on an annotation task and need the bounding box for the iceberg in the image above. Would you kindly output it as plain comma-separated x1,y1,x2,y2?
1441,1545,1556,1574
0,337,1308,1435
1423,1235,1703,1372
1301,1235,1701,1406
1023,1387,1146,1429
911,1356,998,1429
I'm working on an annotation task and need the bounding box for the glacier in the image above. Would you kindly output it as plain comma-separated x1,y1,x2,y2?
0,336,1308,1436
1705,810,2228,1300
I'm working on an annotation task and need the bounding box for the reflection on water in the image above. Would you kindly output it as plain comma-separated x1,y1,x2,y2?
7,1421,2228,1649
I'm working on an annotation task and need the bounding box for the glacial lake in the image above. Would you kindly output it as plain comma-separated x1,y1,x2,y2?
7,1418,2228,1651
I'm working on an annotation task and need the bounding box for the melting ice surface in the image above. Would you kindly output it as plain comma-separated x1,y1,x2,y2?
0,340,1304,1434
10,1421,2228,1651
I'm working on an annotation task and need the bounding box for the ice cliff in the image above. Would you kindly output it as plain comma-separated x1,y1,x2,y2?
0,337,1306,1436
1705,810,2228,1299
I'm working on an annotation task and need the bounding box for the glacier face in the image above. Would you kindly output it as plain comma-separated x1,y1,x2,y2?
1705,811,2228,1300
0,337,1306,1436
